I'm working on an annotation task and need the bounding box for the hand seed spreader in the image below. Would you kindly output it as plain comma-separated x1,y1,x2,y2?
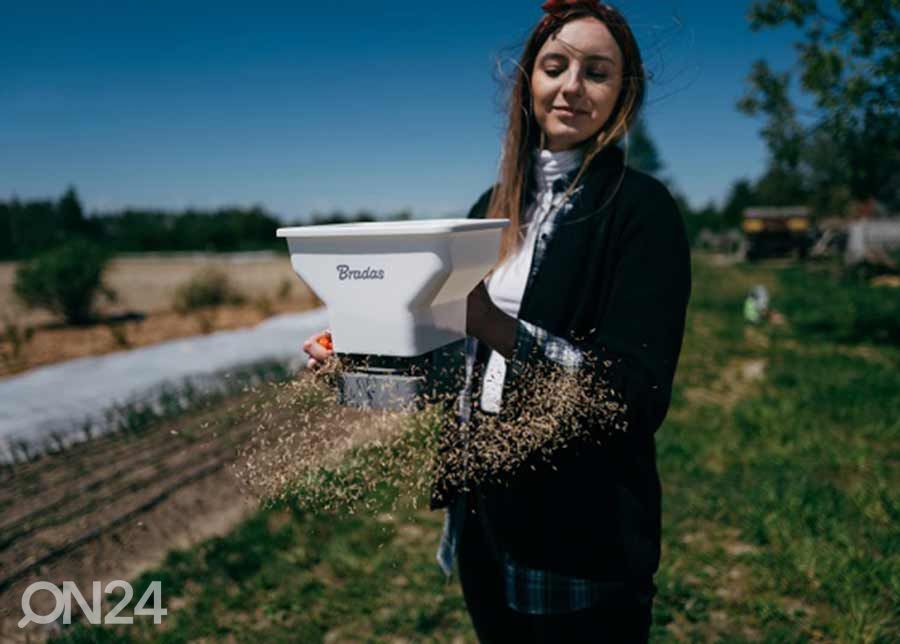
277,218,509,410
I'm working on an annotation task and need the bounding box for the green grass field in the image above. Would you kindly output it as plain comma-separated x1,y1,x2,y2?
53,255,900,643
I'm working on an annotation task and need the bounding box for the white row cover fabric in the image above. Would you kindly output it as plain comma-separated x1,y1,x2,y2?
0,308,329,462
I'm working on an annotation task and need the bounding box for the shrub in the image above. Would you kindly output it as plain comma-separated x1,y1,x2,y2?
0,317,35,369
13,238,115,325
173,267,245,314
106,320,131,348
253,294,273,316
277,277,293,299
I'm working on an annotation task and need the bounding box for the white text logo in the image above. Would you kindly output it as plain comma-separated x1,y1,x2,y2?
19,580,167,628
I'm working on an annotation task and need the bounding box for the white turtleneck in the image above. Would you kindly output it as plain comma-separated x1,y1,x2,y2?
478,146,583,414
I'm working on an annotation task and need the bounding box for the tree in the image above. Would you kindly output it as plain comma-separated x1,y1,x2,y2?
752,166,811,208
625,116,664,177
59,186,87,234
14,239,116,325
721,179,757,227
738,0,900,211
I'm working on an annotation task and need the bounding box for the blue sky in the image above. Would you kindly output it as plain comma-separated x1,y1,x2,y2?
0,1,805,220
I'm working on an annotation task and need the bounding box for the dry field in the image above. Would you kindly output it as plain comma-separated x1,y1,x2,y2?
0,253,321,377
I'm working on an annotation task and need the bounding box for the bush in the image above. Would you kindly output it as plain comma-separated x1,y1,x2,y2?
0,316,35,369
13,238,115,325
277,277,293,299
173,267,245,314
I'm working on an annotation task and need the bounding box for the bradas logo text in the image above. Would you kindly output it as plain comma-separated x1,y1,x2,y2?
336,264,385,281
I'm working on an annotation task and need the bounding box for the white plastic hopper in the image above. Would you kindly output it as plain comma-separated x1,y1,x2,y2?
277,218,510,357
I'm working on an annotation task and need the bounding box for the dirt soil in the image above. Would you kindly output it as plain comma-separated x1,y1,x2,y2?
0,380,376,642
0,253,321,378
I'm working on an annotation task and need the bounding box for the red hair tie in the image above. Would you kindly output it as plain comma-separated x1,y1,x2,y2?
541,0,602,14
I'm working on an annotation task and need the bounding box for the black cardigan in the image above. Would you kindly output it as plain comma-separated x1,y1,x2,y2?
434,143,691,588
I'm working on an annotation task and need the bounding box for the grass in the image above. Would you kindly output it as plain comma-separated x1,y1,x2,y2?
51,254,899,643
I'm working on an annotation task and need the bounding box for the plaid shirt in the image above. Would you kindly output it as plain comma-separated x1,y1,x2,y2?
503,552,627,615
438,171,618,615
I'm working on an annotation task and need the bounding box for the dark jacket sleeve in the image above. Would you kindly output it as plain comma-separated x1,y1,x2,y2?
506,177,691,450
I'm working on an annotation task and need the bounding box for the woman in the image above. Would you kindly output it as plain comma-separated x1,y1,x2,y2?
304,1,691,641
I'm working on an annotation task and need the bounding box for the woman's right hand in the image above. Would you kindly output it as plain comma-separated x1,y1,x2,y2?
301,329,334,370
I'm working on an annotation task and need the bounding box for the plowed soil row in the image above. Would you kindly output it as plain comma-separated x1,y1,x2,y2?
0,387,277,641
0,376,384,643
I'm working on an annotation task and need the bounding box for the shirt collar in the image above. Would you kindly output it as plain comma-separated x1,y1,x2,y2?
532,147,583,194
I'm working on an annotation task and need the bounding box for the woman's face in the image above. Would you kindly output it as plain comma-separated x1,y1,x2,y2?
531,17,624,152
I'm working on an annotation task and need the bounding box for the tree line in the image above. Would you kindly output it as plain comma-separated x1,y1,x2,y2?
0,190,412,261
